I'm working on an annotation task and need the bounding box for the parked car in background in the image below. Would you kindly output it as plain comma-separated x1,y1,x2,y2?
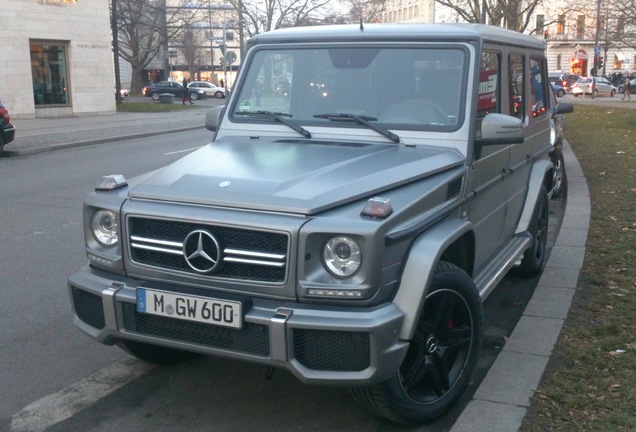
0,99,16,156
188,81,226,98
548,72,562,85
142,81,206,101
551,83,566,97
571,76,617,97
617,78,636,94
558,73,580,92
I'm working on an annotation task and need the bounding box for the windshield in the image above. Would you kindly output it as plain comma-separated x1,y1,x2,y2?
231,45,468,132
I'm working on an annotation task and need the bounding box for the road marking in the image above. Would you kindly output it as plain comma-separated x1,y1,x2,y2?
165,146,202,155
10,359,155,432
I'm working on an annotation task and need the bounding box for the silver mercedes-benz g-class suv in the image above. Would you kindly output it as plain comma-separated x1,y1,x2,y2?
69,23,572,425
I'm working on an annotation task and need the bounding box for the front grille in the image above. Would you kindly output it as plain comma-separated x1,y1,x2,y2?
294,329,370,371
128,217,288,283
122,303,270,356
72,287,105,329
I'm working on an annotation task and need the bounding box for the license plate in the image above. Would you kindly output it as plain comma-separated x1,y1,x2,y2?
136,288,242,329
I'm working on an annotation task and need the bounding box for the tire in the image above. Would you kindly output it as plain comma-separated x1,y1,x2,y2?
514,186,549,277
151,92,160,101
117,339,199,365
573,94,579,97
556,89,565,97
215,91,224,98
351,262,483,425
190,92,199,101
610,89,616,97
551,151,567,199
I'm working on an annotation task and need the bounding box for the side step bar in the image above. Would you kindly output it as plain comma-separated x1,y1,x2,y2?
474,235,531,301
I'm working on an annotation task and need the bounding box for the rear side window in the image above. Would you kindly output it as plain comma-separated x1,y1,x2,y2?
508,54,524,119
530,57,548,117
477,51,500,117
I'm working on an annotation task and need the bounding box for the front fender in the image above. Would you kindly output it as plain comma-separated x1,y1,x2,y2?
393,218,473,340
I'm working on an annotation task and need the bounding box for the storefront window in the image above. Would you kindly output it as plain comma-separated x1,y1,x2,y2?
30,42,70,106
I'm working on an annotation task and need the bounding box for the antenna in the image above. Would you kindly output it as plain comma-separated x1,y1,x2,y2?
360,19,364,31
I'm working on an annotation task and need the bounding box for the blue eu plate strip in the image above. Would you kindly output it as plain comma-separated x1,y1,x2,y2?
136,288,147,313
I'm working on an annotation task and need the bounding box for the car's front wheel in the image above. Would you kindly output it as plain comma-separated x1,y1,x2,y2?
215,91,224,98
190,91,199,100
351,262,483,425
117,340,199,365
610,89,616,97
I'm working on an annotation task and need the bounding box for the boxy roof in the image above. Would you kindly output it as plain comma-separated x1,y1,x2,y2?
248,23,546,51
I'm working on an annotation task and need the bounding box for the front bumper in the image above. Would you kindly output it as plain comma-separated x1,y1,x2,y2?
68,265,408,385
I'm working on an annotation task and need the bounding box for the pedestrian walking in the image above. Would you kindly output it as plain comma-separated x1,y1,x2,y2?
182,77,193,104
622,78,631,101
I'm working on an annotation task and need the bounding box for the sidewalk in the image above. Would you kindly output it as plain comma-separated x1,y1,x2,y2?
3,107,209,156
1,106,590,432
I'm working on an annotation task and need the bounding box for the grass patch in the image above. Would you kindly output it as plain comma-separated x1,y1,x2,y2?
115,100,201,113
521,105,636,431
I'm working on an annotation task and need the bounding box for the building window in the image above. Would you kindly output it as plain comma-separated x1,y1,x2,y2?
576,15,585,39
30,41,70,106
617,17,624,36
536,14,545,31
557,15,565,34
557,54,562,70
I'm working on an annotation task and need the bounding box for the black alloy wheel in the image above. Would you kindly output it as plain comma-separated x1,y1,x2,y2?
351,261,483,425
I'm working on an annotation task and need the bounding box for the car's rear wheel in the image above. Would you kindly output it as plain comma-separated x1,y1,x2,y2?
515,185,549,277
351,262,482,425
190,92,199,100
117,340,199,365
610,89,616,97
151,92,160,101
556,89,565,97
215,91,224,98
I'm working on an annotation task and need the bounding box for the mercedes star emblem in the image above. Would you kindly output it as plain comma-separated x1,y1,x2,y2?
183,230,221,273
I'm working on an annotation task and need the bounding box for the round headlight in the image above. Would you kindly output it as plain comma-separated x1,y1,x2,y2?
323,236,361,277
91,210,119,246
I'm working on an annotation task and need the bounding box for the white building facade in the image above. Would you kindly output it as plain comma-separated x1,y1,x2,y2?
380,0,635,79
0,0,115,119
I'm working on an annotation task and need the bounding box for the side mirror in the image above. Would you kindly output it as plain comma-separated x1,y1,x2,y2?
554,101,574,116
205,105,225,131
475,113,524,146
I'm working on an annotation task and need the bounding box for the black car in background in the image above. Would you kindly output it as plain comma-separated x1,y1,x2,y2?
141,81,206,101
1,99,16,156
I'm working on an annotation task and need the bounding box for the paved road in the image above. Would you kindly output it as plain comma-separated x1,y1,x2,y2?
1,97,589,431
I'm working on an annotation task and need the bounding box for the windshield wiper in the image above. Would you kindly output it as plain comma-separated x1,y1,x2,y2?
234,110,311,138
313,113,400,143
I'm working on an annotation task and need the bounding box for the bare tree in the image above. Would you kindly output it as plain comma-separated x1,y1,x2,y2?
228,0,339,39
113,0,201,92
434,0,542,32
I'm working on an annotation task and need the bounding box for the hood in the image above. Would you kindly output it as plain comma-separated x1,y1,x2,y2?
128,137,464,214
